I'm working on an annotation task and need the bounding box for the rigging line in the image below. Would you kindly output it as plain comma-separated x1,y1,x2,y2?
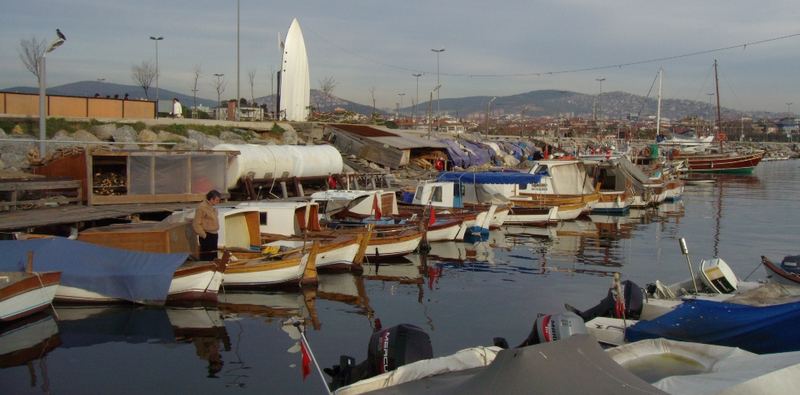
636,69,660,118
307,28,800,78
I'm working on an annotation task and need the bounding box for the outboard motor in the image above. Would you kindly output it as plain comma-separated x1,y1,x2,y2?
568,280,644,321
516,312,587,347
325,324,433,390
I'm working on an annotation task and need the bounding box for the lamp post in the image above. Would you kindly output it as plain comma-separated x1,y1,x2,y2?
149,36,163,117
431,48,445,121
412,73,422,124
213,73,225,106
236,0,240,121
486,96,497,134
594,77,605,121
39,32,65,157
427,84,441,140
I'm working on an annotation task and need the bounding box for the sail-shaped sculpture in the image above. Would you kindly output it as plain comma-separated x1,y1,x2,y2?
279,18,310,121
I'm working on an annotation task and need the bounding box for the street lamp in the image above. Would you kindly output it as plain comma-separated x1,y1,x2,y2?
486,96,497,134
236,0,240,121
149,36,163,117
39,31,66,157
431,48,445,119
412,73,422,123
427,84,441,140
595,77,605,121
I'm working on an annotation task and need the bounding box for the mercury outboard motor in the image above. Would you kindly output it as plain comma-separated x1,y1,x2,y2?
325,323,433,390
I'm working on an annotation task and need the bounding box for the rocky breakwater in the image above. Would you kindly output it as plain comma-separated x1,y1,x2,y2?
0,122,306,172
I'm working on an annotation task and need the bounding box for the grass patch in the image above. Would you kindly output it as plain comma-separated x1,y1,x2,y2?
152,124,227,138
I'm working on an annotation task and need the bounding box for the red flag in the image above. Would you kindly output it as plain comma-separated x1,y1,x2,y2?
372,194,382,220
428,206,436,226
300,339,311,380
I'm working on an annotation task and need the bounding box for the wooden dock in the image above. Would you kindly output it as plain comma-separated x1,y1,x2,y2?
0,202,196,231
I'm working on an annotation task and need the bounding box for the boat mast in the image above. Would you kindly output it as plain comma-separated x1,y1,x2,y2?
714,59,723,150
656,67,663,138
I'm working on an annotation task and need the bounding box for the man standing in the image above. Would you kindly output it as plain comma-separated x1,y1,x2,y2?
193,190,222,260
172,97,183,118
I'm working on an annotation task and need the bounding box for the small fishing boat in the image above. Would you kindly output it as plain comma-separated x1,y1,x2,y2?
0,271,61,322
762,255,800,287
221,242,319,288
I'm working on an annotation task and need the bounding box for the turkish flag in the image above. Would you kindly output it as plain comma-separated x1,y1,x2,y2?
428,206,436,226
372,194,382,220
300,340,311,380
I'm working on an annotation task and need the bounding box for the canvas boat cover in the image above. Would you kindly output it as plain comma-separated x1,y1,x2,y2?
626,298,800,354
436,171,541,186
608,338,800,395
0,238,187,305
338,335,664,395
616,157,657,187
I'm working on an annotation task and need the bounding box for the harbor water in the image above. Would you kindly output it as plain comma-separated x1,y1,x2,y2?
2,160,799,394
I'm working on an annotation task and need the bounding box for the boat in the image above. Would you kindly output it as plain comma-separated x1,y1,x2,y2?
503,205,559,225
1,270,61,322
326,317,800,395
222,242,320,288
77,222,223,304
0,238,189,305
762,255,800,287
671,61,763,174
515,159,601,213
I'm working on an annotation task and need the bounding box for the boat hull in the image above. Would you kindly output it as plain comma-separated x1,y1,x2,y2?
0,272,61,321
678,152,763,173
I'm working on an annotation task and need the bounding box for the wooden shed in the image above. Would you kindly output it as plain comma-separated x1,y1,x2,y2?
78,221,199,257
33,148,237,205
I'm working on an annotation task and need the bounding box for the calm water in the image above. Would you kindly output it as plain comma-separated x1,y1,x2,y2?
2,160,799,394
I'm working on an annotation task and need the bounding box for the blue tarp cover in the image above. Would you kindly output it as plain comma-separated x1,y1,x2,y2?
436,171,542,185
0,238,188,305
626,298,800,354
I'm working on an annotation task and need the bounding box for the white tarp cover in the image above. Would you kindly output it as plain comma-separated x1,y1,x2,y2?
336,346,501,395
545,161,595,194
608,338,800,395
215,144,343,189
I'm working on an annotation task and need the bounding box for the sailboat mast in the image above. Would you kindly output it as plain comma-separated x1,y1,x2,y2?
656,68,663,137
713,59,723,149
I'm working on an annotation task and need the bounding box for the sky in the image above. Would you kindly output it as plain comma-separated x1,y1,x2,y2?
2,0,799,113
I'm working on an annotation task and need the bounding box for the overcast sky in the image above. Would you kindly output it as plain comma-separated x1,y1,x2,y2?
2,0,799,113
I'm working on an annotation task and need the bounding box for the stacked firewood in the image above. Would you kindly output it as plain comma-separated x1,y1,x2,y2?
93,172,126,195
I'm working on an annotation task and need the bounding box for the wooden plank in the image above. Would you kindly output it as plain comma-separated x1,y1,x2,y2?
0,180,81,191
90,193,205,205
0,202,198,230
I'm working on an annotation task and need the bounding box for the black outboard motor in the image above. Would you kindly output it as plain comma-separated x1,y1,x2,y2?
325,324,433,390
567,280,644,322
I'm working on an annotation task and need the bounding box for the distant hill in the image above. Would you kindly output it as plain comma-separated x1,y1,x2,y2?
2,81,218,108
421,89,775,121
253,90,384,116
3,81,776,120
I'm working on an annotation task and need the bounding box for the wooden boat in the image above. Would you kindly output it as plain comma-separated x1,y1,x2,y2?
78,223,222,303
0,271,61,322
504,205,559,225
361,227,424,260
221,242,319,288
263,233,368,272
516,160,600,212
673,151,764,173
1,238,199,305
762,255,800,287
509,198,586,221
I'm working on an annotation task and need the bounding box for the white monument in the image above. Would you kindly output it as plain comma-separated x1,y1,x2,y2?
279,18,310,121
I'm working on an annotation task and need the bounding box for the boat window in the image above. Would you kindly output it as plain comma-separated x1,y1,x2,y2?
534,165,549,176
415,186,423,201
259,212,267,225
432,186,443,202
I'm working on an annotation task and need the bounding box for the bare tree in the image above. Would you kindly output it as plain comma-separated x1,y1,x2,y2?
18,36,47,83
131,60,157,99
319,76,336,112
248,69,257,106
191,65,202,118
213,75,227,108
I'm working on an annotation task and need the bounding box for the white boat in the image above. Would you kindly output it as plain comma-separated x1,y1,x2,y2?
0,271,60,322
222,243,319,288
503,205,559,225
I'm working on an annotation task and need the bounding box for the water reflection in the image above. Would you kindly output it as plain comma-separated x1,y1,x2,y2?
0,313,60,391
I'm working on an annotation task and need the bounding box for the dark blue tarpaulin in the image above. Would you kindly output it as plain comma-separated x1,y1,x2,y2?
0,238,188,305
626,298,800,354
436,171,542,185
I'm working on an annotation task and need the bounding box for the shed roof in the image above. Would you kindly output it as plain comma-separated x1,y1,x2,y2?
329,124,448,149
